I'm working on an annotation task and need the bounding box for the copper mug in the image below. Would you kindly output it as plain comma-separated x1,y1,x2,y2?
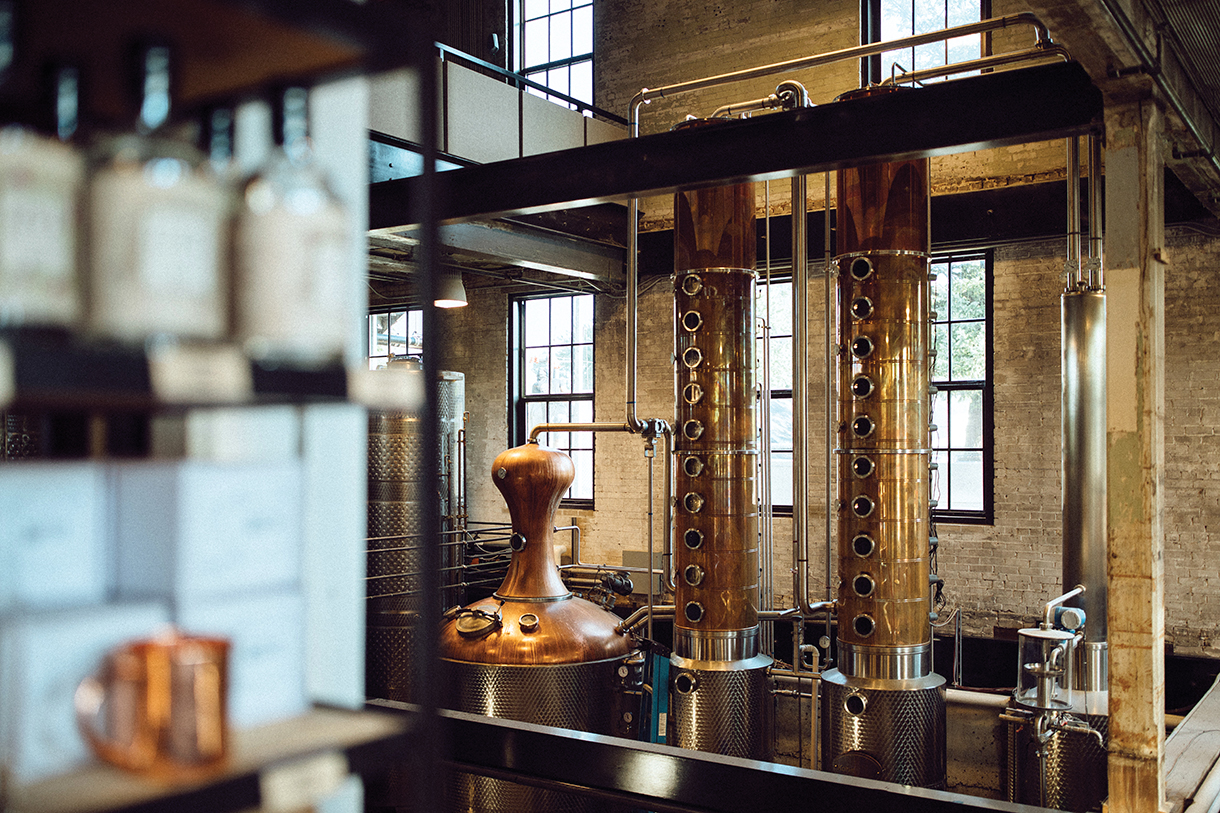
75,629,230,777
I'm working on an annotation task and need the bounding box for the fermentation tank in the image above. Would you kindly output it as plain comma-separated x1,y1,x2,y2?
670,117,771,760
820,85,946,788
439,440,639,811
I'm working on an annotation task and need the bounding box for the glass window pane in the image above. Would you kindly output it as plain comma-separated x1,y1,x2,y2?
950,389,983,448
551,345,573,393
407,310,423,355
569,59,593,106
524,0,548,20
770,451,793,507
574,294,593,342
526,401,547,438
770,397,793,451
571,399,592,423
932,323,949,380
946,33,980,67
913,40,943,71
524,17,548,67
768,336,793,391
551,296,572,344
525,76,549,99
931,262,949,318
881,0,912,38
573,344,593,393
551,0,571,12
947,0,981,27
570,449,593,500
949,450,984,511
388,312,409,355
525,298,549,346
526,348,549,394
548,400,569,448
881,47,913,77
931,448,947,506
547,66,569,97
914,0,946,33
551,12,572,61
931,391,948,448
952,259,986,319
950,322,986,380
572,5,593,55
372,314,389,355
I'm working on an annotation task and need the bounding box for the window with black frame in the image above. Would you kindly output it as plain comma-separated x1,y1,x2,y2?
516,0,594,109
929,251,992,522
862,0,989,84
367,309,422,369
758,278,794,512
513,293,595,504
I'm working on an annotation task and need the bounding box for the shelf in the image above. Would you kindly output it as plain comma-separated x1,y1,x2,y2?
2,0,424,128
5,706,413,813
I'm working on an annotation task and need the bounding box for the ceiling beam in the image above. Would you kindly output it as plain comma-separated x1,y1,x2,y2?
369,61,1103,228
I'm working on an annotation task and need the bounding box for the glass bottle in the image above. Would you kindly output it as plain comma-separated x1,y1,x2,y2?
234,86,349,365
0,1,85,330
85,41,229,344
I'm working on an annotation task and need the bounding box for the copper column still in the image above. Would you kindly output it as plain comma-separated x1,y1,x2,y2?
669,117,771,760
819,86,946,788
439,441,640,812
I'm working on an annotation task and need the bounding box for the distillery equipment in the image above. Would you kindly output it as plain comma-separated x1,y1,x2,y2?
819,84,946,788
366,364,464,702
439,440,640,811
669,115,771,760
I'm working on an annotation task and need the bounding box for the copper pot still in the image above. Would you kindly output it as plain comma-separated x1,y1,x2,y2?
820,85,945,789
438,440,640,812
669,117,771,761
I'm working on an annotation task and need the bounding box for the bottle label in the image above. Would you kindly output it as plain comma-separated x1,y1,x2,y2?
0,187,72,281
139,207,220,296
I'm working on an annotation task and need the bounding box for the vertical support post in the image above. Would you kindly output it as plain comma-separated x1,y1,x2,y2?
1103,93,1166,813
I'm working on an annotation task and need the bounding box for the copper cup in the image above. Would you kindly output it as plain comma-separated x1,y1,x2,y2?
75,629,230,778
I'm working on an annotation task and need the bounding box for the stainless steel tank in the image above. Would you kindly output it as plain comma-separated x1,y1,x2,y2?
670,117,771,760
439,441,638,812
820,84,945,789
366,366,464,702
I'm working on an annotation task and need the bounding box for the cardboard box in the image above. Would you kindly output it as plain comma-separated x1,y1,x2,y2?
175,590,308,728
0,602,170,784
112,460,303,602
0,463,107,613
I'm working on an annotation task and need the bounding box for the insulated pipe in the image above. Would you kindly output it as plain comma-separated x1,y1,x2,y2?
1066,136,1082,289
1087,134,1104,290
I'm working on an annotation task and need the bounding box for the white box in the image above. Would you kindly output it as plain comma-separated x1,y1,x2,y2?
0,602,170,784
175,590,308,728
113,460,303,602
150,405,301,462
0,463,108,613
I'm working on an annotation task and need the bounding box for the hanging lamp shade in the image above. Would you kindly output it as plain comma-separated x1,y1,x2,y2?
434,270,467,308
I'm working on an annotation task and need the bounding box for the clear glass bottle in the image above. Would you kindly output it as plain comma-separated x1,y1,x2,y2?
0,1,86,330
234,86,349,365
85,41,229,344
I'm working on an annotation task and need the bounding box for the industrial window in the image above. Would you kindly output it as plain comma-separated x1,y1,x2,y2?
367,309,422,369
516,0,594,109
862,0,988,84
929,250,992,523
758,278,793,512
512,293,595,504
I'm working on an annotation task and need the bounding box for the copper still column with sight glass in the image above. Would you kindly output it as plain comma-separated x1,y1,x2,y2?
670,117,771,760
819,85,946,788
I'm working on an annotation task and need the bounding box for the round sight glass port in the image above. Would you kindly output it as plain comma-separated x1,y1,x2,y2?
684,602,705,623
684,492,705,513
853,614,876,637
683,564,705,586
681,274,703,296
684,528,704,549
682,347,703,369
851,336,874,358
681,310,704,332
850,257,874,281
683,382,704,405
851,375,875,398
850,296,874,320
844,693,867,716
674,672,697,694
853,574,876,597
851,416,875,438
683,419,705,440
851,533,875,557
851,455,875,478
851,495,875,518
683,455,705,477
